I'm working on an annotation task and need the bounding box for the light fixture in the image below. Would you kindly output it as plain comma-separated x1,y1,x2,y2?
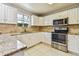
48,3,53,5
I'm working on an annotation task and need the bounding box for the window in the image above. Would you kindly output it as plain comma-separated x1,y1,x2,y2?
17,13,31,27
24,16,31,24
17,14,24,21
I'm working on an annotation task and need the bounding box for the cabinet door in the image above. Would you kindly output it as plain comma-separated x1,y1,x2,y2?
6,6,17,24
42,33,51,45
0,4,5,23
0,4,17,24
68,35,79,54
77,7,79,24
27,33,41,48
44,15,53,25
75,36,79,53
68,8,78,24
0,5,3,23
39,17,44,25
31,15,39,25
53,13,60,19
10,7,17,24
56,10,68,19
44,16,49,25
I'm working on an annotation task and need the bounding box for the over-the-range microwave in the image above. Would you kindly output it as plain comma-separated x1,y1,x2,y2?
53,18,68,25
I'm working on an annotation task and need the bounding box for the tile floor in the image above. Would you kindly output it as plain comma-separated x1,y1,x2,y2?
15,43,75,56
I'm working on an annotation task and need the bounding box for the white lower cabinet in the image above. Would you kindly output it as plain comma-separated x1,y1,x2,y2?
27,33,41,48
42,33,51,45
16,33,52,48
68,35,79,54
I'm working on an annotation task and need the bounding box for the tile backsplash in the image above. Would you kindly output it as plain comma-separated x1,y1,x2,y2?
0,24,40,33
69,25,79,34
0,23,79,34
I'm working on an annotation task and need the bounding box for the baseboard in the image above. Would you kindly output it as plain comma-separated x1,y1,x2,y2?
68,51,79,56
41,42,51,46
26,42,42,50
26,42,51,50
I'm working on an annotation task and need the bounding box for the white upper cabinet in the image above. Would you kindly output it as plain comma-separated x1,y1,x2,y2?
77,7,79,24
53,8,79,24
68,8,78,24
31,15,53,26
44,7,79,25
31,15,45,26
31,7,79,26
38,17,44,26
5,5,17,24
31,15,39,25
55,10,68,19
44,10,68,26
0,4,17,24
0,4,5,23
44,15,53,25
0,5,3,23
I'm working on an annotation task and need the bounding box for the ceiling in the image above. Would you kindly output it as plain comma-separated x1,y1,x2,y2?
5,3,79,16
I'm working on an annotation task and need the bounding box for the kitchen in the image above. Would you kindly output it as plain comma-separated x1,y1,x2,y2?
0,3,79,56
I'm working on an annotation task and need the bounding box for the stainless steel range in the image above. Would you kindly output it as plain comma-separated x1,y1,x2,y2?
52,18,68,52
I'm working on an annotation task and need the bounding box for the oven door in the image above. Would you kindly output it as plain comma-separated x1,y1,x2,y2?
52,33,58,42
58,34,67,44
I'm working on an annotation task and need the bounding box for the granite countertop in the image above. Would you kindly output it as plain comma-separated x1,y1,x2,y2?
0,40,26,56
68,32,79,35
9,32,79,36
1,31,79,35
